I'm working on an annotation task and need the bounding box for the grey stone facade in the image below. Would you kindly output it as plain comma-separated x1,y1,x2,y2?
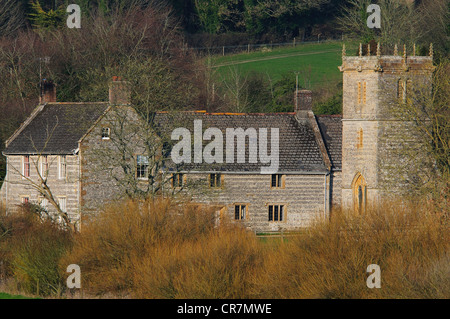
0,49,434,231
339,53,434,211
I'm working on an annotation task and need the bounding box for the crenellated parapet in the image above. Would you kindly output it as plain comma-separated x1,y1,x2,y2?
339,43,435,74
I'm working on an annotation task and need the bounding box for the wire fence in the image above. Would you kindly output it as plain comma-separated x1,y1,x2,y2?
187,37,346,57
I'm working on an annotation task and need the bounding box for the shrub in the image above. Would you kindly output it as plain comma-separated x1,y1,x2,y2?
253,202,449,299
4,198,447,299
60,198,220,296
0,208,73,296
131,225,264,298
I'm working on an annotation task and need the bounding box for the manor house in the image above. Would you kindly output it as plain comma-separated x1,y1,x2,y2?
0,46,435,232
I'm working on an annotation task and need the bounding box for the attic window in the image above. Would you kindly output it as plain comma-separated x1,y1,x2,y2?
101,127,111,140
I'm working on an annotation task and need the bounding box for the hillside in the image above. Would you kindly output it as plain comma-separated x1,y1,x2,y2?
210,41,358,88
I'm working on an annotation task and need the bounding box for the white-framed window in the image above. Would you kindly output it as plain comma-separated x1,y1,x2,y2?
57,196,67,213
268,204,285,222
56,196,67,225
58,155,67,180
39,197,49,211
101,127,111,140
20,196,30,204
40,155,49,178
23,155,30,178
136,155,149,180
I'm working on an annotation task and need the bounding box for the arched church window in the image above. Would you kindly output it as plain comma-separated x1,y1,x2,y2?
352,173,367,214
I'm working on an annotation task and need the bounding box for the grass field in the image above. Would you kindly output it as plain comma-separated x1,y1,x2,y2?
0,292,39,299
209,40,358,89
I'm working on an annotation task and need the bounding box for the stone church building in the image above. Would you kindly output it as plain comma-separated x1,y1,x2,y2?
0,47,434,232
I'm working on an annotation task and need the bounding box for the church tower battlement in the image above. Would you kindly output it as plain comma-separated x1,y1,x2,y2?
339,43,435,212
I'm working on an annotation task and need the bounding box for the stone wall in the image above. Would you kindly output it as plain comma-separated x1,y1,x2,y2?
80,106,144,215
185,173,328,232
330,170,342,208
2,154,80,222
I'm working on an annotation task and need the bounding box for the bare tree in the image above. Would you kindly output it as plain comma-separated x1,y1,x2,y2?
389,60,449,211
0,0,26,37
415,0,450,54
337,0,424,48
254,0,330,18
219,66,250,113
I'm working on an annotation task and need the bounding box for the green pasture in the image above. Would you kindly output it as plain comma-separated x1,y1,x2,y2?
0,292,39,299
209,40,358,88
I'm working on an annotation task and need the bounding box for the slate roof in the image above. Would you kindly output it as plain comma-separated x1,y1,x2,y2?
153,112,330,173
3,103,109,155
3,103,343,174
315,115,342,170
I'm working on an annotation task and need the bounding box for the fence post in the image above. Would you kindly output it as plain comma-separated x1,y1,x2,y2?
293,37,296,47
222,46,225,56
247,43,250,53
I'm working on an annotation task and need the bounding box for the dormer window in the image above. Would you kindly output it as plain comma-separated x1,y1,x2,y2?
101,127,111,140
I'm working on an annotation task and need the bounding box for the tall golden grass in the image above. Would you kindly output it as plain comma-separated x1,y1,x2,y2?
59,199,226,296
253,202,449,299
2,198,449,298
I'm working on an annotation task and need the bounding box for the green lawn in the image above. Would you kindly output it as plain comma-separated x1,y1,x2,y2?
209,40,358,89
0,292,40,299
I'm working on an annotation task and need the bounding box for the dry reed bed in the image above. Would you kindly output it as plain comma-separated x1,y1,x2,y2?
1,199,448,298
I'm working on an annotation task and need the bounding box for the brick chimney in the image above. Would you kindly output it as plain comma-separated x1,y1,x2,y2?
295,89,313,117
109,76,131,105
40,79,56,104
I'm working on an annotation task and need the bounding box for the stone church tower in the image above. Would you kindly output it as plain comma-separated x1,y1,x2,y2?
339,43,435,212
